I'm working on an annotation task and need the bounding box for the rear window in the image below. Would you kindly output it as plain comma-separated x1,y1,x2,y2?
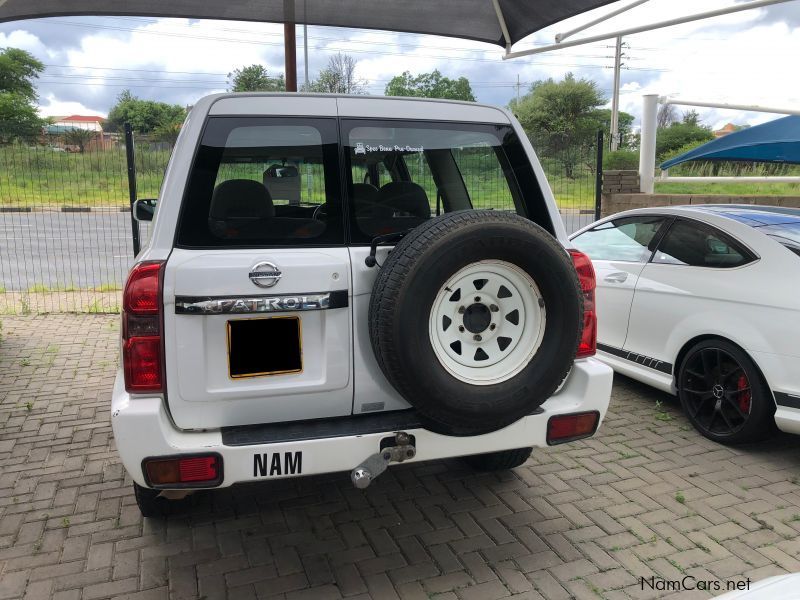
341,119,551,243
176,117,343,248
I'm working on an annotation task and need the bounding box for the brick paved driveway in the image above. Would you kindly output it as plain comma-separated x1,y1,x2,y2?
1,315,799,600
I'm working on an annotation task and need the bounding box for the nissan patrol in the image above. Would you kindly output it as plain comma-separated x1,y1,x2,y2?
113,93,613,517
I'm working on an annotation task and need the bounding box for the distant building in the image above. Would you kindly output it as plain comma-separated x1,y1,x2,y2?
52,115,105,132
713,123,738,138
43,115,115,151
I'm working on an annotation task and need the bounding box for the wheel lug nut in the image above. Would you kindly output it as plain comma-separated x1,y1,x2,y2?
458,306,465,314
475,296,481,302
458,325,465,332
490,304,499,312
489,324,496,330
473,334,482,342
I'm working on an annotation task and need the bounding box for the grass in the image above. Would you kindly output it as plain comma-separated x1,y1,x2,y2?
0,142,598,211
675,491,686,504
655,181,800,196
0,143,167,207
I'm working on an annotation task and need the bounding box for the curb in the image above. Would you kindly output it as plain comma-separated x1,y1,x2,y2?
0,207,32,213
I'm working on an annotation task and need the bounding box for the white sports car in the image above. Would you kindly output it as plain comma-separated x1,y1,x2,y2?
570,205,800,443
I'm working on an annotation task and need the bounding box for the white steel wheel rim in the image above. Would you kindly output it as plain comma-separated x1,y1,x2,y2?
428,259,546,386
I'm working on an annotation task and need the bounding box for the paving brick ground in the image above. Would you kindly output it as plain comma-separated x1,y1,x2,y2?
1,314,799,600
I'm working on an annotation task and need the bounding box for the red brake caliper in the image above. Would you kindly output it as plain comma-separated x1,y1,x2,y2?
737,374,751,413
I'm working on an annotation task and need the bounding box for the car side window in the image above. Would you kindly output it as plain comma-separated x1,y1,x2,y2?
652,219,753,268
342,120,532,243
571,216,664,262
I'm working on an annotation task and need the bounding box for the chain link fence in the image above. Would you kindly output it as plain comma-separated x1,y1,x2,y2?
0,123,601,315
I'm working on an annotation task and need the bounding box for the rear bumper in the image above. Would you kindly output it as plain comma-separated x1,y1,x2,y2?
111,358,613,488
750,350,800,435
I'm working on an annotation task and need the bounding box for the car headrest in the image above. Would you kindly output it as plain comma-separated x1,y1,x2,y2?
210,179,275,219
378,181,431,219
352,182,391,218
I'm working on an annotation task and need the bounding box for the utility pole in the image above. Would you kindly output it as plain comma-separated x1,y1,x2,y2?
515,74,521,106
610,36,622,150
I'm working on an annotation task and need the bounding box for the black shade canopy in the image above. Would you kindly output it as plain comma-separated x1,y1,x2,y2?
0,0,618,48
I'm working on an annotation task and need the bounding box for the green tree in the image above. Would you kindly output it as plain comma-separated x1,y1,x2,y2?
63,127,96,153
656,117,714,162
0,47,44,101
0,92,42,142
228,64,285,92
106,90,186,134
0,47,45,142
511,73,606,177
592,108,635,149
385,70,475,101
304,54,365,94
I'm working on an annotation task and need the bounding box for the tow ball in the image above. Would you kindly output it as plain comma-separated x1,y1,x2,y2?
350,432,417,489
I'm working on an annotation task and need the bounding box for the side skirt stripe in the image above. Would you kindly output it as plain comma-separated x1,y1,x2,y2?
597,343,673,375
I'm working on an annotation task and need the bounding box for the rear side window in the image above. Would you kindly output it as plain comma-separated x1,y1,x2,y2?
652,219,754,268
342,119,550,243
177,117,343,248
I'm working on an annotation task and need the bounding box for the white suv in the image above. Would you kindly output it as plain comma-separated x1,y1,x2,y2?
113,93,613,517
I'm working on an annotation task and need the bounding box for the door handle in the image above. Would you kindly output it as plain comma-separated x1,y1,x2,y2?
604,272,628,283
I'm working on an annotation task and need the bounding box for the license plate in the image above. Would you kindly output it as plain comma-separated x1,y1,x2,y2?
253,451,303,477
227,316,302,378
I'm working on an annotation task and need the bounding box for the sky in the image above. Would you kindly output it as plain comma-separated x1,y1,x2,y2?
0,0,798,130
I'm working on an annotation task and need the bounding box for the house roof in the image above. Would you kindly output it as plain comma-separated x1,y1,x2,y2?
60,115,104,122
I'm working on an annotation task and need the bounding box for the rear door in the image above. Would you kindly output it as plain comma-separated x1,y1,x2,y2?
570,216,667,349
162,110,353,430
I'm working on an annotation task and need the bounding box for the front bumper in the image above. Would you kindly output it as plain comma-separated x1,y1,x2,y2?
112,358,613,489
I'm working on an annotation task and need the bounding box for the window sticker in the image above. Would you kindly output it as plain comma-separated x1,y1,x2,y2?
353,142,424,153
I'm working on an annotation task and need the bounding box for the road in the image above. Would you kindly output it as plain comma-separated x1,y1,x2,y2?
0,211,592,290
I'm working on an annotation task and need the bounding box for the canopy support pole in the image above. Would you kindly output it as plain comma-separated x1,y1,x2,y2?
504,0,796,59
491,0,512,51
284,0,297,92
639,94,658,194
555,0,650,43
660,98,800,117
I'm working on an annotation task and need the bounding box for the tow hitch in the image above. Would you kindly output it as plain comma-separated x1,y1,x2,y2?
350,432,416,489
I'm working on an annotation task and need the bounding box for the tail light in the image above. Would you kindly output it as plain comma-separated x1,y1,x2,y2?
143,454,223,487
547,411,600,445
123,261,165,393
568,249,597,358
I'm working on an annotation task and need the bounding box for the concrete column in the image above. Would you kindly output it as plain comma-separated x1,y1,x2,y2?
639,94,658,194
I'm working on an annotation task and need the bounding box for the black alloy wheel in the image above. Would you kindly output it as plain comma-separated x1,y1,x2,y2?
678,339,774,444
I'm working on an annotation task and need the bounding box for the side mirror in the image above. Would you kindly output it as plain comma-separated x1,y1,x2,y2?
133,198,157,222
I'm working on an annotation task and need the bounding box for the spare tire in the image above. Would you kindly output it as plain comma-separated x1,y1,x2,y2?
369,210,583,436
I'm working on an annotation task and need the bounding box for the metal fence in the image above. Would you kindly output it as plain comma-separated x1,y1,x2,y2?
0,122,601,315
0,122,141,314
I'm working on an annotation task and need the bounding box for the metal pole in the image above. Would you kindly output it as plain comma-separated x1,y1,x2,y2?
505,0,795,59
639,94,658,194
516,74,520,106
556,0,651,42
595,130,604,220
660,97,800,116
610,36,622,151
283,0,297,91
284,23,297,92
124,123,140,257
303,23,309,88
